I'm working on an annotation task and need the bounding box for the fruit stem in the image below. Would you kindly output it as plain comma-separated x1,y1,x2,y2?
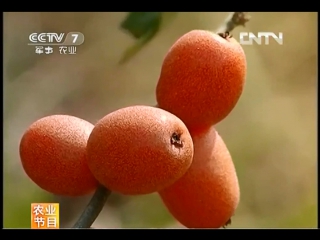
72,184,111,228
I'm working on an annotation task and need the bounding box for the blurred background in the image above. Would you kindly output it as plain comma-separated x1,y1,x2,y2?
3,12,317,228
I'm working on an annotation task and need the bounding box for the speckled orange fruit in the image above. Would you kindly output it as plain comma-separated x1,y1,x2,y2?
86,105,194,195
156,30,247,133
159,127,240,228
19,115,98,196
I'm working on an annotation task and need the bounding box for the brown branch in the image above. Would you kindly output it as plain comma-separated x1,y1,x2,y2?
72,184,111,228
215,12,251,33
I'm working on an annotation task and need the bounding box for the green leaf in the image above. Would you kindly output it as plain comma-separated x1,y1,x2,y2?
119,12,162,64
120,12,162,39
119,12,178,64
119,27,160,64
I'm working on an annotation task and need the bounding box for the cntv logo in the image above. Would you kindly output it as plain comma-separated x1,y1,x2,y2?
239,32,283,45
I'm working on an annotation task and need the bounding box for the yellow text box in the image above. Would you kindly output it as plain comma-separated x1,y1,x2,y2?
31,203,59,229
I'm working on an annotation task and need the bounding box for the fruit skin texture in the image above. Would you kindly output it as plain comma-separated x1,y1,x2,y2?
156,30,247,132
86,105,194,195
19,115,99,196
159,127,240,228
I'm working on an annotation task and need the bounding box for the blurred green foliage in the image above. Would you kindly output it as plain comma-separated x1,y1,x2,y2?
119,12,177,64
121,12,162,39
4,165,52,228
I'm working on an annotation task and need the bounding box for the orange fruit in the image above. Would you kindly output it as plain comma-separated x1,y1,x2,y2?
159,127,240,228
156,30,246,132
19,115,98,196
86,105,194,195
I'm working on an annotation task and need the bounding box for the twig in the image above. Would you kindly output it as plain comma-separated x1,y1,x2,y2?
215,12,251,33
72,184,111,228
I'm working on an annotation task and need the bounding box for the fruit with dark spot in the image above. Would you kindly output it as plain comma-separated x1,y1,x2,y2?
159,127,240,228
19,115,98,196
156,30,247,133
86,105,194,195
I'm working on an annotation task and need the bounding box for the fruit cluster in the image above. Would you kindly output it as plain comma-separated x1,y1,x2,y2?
19,30,246,229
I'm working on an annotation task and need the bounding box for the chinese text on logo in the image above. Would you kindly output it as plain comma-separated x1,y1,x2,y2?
31,203,59,229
